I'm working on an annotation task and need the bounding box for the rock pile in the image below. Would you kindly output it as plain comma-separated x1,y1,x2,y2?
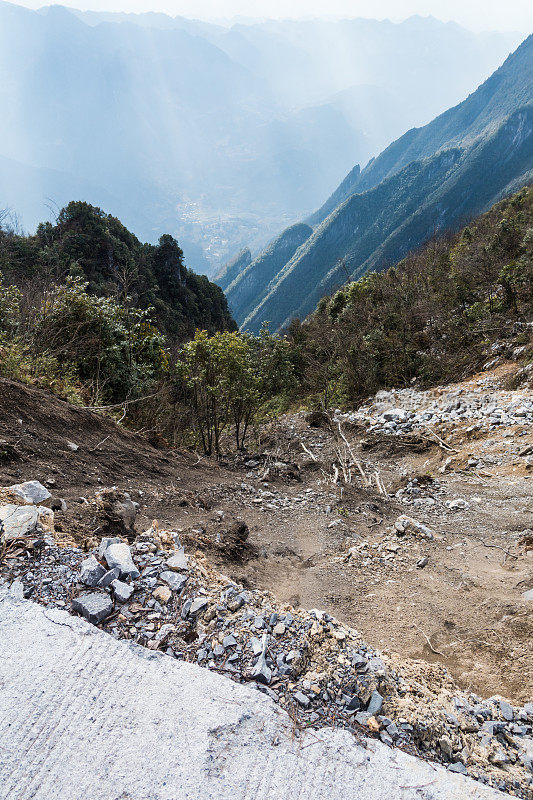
1,483,532,799
338,378,533,438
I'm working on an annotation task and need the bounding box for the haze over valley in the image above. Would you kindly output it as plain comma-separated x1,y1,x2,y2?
0,1,523,272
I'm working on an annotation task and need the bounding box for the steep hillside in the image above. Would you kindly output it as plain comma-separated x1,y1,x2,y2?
240,35,533,333
290,185,533,405
225,223,312,325
216,248,252,292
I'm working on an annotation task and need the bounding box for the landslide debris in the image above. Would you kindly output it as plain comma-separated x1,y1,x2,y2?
1,490,532,799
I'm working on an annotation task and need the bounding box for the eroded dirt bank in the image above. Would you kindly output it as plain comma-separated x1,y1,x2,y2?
0,363,531,709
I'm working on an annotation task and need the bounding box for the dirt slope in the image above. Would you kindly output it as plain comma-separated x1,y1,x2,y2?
0,367,531,703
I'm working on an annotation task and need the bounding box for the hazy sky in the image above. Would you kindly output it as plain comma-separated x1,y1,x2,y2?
14,0,533,33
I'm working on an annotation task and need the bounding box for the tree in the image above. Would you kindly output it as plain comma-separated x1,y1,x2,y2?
176,328,295,455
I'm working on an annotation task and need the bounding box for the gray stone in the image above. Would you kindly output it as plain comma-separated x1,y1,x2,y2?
481,721,506,735
227,594,245,612
251,655,271,685
159,571,187,592
344,696,361,711
367,690,384,716
250,637,263,656
382,408,407,422
78,556,106,588
349,652,368,670
165,549,189,571
522,589,533,602
294,692,310,708
285,649,300,663
97,568,121,588
189,597,208,616
448,763,468,775
72,593,113,624
97,537,123,560
111,580,134,603
103,543,140,579
0,505,39,541
9,480,51,506
223,635,237,649
499,700,514,721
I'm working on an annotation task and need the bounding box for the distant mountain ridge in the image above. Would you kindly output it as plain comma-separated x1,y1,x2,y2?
227,35,533,332
0,1,521,273
221,223,313,325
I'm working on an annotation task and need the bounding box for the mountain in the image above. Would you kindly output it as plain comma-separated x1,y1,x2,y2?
233,35,533,333
0,2,521,273
222,223,313,325
0,200,236,340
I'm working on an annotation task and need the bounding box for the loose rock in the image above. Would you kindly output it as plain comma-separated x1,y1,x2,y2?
72,592,113,624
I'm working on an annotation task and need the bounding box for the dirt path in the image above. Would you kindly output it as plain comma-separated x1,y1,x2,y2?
1,366,531,703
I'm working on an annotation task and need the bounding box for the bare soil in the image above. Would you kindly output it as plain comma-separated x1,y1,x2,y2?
1,367,531,704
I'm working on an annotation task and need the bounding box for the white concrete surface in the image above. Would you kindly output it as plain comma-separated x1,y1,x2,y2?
0,583,510,800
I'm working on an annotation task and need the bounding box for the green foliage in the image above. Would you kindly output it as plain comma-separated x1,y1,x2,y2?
176,327,295,455
1,201,236,341
0,271,169,404
289,186,533,405
0,271,20,334
35,277,169,403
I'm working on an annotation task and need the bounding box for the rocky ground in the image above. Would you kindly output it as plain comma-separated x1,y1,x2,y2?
0,361,532,797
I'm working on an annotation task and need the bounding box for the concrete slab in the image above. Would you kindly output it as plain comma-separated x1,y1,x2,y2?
0,583,509,800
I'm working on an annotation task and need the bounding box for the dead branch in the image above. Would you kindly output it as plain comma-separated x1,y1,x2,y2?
414,624,446,657
300,442,317,461
421,424,458,453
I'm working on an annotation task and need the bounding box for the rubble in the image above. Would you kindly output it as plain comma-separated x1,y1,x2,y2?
338,380,533,438
1,502,532,799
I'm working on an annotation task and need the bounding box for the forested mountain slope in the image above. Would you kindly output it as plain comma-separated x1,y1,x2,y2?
235,36,533,332
219,223,312,324
289,184,533,405
0,201,235,340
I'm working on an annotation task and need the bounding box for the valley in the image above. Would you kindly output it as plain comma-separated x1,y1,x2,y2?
0,2,522,272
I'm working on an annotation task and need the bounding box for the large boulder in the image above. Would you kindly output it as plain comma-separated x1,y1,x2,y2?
0,505,38,542
0,504,54,544
8,481,51,507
